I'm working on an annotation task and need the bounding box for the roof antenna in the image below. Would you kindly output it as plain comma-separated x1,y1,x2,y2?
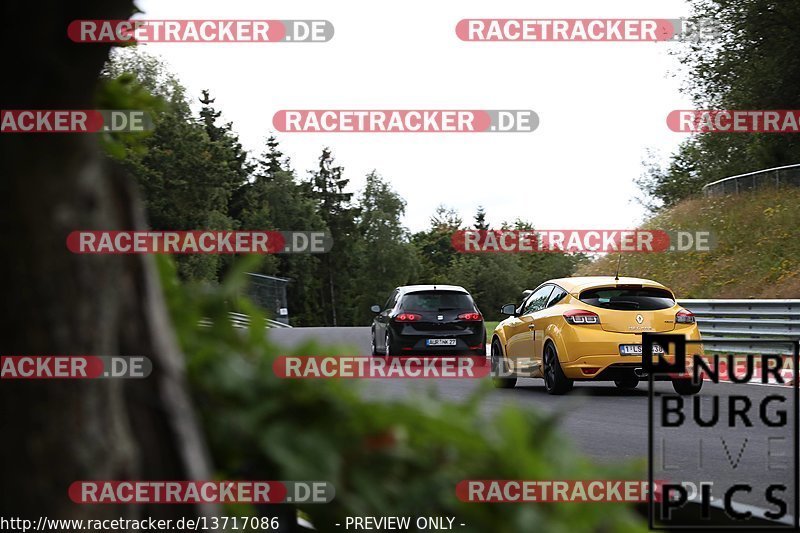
614,253,622,281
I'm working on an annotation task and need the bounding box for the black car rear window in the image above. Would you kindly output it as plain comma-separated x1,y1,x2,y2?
401,291,474,311
579,287,675,311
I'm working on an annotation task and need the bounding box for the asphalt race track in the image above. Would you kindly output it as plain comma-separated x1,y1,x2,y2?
270,327,796,523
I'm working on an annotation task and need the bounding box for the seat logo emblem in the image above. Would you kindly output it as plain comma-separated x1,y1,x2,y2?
636,314,644,324
438,315,444,320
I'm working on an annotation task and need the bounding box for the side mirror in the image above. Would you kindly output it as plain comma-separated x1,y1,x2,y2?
500,303,517,316
370,304,381,313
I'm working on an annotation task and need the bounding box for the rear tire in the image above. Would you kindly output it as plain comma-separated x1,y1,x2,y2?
384,331,394,357
543,343,573,395
614,376,639,390
370,330,379,356
490,339,517,389
672,378,703,396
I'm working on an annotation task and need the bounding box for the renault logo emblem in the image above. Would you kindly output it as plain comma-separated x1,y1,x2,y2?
636,314,644,324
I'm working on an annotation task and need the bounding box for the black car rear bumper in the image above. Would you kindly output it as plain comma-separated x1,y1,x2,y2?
388,323,486,356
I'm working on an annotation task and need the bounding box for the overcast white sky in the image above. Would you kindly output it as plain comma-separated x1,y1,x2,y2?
134,0,695,232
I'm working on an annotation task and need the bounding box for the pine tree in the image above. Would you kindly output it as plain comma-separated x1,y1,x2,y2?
308,148,360,325
352,171,419,323
474,206,489,230
256,138,325,325
198,89,252,193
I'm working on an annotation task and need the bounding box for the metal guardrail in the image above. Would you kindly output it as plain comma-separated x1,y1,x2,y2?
702,163,800,197
198,302,800,350
678,299,800,354
199,312,293,330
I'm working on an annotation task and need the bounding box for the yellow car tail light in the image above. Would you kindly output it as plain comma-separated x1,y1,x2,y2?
675,309,696,324
564,309,601,325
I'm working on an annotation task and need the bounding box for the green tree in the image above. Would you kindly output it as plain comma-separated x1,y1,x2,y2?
247,137,325,325
639,0,800,207
410,205,463,284
473,205,490,230
307,148,361,325
122,110,235,280
352,171,419,324
198,89,252,195
449,254,527,319
448,217,584,320
107,53,249,282
103,48,189,115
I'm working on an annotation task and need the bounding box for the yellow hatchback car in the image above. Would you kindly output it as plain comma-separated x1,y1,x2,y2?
490,276,703,395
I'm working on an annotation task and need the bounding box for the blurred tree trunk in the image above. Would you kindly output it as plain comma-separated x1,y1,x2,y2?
0,0,216,520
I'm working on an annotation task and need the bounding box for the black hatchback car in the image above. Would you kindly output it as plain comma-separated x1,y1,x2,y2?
370,285,486,356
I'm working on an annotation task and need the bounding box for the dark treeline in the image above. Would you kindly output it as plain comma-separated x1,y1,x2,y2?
104,50,582,326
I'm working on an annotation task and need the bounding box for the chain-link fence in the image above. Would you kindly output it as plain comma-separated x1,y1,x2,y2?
703,163,800,197
244,272,290,325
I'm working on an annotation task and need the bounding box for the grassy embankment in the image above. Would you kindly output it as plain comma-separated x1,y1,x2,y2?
577,188,800,298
